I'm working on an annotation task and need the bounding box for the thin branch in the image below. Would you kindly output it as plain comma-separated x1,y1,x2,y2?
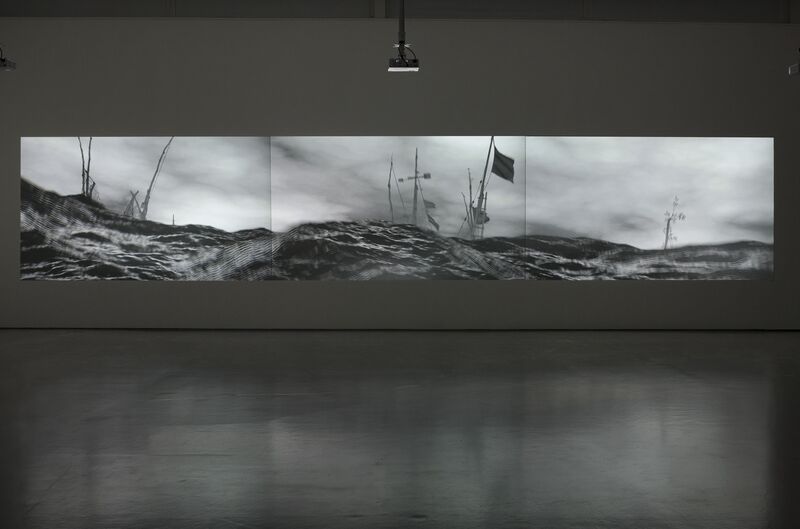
77,137,86,195
141,136,175,220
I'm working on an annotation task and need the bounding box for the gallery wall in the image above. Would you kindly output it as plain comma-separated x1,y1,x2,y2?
0,18,799,328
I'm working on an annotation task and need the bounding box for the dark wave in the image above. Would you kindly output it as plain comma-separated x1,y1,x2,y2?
20,179,773,281
21,179,274,280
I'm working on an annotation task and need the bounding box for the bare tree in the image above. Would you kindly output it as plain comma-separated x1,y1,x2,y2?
663,196,687,250
77,136,94,198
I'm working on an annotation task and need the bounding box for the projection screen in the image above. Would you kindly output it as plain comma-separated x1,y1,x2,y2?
20,136,773,281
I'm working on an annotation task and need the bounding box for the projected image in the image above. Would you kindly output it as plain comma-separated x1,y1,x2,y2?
20,136,773,281
525,137,774,279
270,136,526,279
20,137,272,280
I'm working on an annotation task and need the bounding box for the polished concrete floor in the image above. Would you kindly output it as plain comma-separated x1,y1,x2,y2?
0,331,798,529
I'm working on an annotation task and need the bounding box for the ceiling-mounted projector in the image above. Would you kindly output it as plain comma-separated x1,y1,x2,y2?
388,0,419,72
389,45,419,72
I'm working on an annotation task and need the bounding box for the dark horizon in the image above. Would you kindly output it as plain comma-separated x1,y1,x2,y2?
21,174,774,252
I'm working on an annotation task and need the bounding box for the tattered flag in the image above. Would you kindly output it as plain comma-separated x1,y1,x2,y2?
491,146,515,183
427,214,440,231
424,199,436,209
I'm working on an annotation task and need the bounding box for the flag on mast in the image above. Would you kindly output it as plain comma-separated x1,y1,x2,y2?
491,146,515,183
423,199,436,209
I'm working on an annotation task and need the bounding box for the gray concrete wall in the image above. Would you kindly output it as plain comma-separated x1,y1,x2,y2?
0,18,798,328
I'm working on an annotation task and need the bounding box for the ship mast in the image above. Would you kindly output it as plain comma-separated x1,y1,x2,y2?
459,135,515,240
399,148,433,229
473,136,494,239
412,148,419,226
387,156,407,223
123,190,142,218
387,156,395,223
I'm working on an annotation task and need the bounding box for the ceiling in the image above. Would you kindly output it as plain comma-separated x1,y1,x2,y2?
0,0,797,23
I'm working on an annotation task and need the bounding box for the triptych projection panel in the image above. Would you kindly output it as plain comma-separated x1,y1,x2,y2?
270,136,526,279
525,137,773,280
20,137,272,280
20,136,773,281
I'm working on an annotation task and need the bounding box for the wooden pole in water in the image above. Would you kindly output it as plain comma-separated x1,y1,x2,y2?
86,137,93,198
467,169,474,239
141,136,174,220
77,137,86,196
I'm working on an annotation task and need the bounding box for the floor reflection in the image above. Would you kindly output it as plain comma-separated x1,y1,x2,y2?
1,331,797,528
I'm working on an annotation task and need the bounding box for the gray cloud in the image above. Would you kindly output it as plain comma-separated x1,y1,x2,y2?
22,136,772,249
22,137,270,232
526,137,773,248
271,136,526,237
608,213,661,234
726,218,775,243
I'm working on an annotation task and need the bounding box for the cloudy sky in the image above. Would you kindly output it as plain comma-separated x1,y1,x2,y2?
21,137,270,232
271,136,526,237
527,137,773,249
22,136,773,248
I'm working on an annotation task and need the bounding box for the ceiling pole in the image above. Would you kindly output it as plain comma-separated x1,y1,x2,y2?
398,0,406,60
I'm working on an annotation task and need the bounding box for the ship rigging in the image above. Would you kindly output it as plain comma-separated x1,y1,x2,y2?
459,136,515,240
393,148,439,231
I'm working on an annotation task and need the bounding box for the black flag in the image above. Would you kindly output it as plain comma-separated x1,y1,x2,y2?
427,214,440,231
491,146,515,183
